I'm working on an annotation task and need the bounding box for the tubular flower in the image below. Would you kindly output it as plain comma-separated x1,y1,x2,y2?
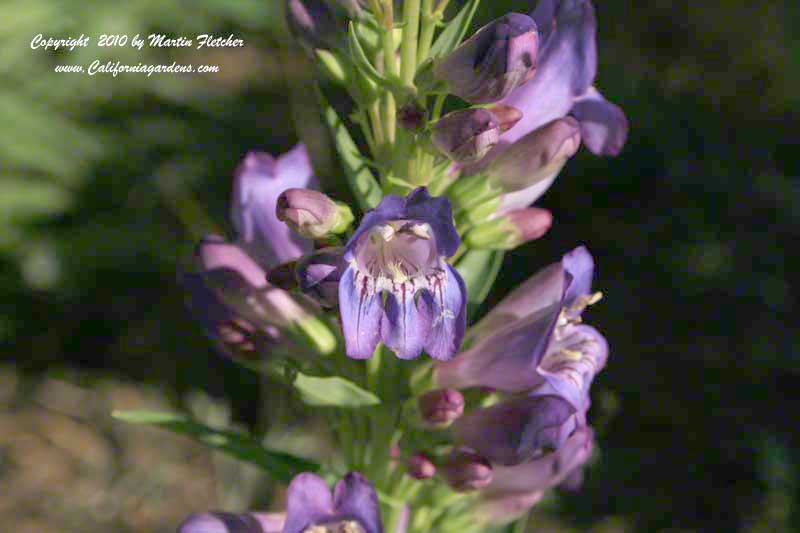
231,144,316,267
178,472,387,533
435,245,599,392
501,0,628,156
338,187,467,360
283,472,384,533
435,13,539,104
431,108,502,165
475,427,595,525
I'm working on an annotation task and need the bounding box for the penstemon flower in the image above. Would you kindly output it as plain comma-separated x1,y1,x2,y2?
339,187,466,360
109,2,630,532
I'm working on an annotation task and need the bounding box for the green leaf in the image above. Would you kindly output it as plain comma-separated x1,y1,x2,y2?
112,410,319,482
348,22,392,89
429,0,482,59
293,372,381,407
318,91,382,210
455,248,505,316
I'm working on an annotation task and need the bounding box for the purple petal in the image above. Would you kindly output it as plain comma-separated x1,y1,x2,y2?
381,281,430,360
345,188,459,259
473,490,544,525
495,172,558,213
421,264,467,360
500,0,597,145
454,395,577,466
562,244,594,308
178,512,284,533
198,235,267,288
535,324,608,412
231,144,315,267
297,247,345,307
485,426,594,495
570,86,629,156
332,472,384,533
283,473,335,533
339,265,383,359
436,303,560,391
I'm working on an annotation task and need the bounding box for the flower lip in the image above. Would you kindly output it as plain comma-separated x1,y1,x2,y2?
352,220,439,283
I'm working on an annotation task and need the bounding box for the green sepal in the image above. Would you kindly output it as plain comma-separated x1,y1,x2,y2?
293,372,381,407
111,410,320,483
315,49,348,85
318,90,382,209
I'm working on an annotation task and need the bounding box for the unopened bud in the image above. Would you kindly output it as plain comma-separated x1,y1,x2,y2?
486,117,581,193
487,104,523,132
418,388,465,427
276,188,354,239
441,448,493,492
407,452,437,480
398,102,427,131
434,13,538,104
431,108,501,164
465,208,552,250
296,247,345,308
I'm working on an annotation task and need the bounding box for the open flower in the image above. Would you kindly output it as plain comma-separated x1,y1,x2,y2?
339,188,467,360
178,472,386,533
231,144,316,267
435,245,601,392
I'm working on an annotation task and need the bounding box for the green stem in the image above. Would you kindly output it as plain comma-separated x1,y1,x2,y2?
381,0,398,149
400,0,421,86
417,0,436,65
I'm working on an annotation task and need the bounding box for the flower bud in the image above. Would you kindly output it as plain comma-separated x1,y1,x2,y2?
398,102,427,132
296,247,345,307
485,117,581,193
417,388,465,427
431,108,501,164
407,452,436,480
441,448,493,492
465,208,552,250
285,0,342,51
487,104,523,132
434,13,538,104
276,188,354,239
473,490,544,525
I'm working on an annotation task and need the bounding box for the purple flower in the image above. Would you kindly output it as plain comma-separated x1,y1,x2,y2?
500,0,628,157
431,108,502,165
295,247,346,308
435,13,539,104
231,144,316,267
485,426,594,495
475,427,595,525
453,394,577,466
178,511,285,533
434,245,602,392
339,188,467,360
283,472,384,533
178,472,386,533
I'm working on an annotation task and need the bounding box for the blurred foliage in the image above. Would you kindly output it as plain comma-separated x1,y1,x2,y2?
1,0,798,532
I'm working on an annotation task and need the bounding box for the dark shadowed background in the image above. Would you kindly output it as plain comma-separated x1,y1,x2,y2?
1,1,798,531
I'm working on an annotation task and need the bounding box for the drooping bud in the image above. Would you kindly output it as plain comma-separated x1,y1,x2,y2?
295,247,345,307
398,102,427,132
178,511,285,533
407,452,436,480
276,188,354,239
417,388,465,427
473,490,544,525
431,108,501,165
285,0,342,51
487,104,523,132
465,208,552,250
485,117,581,193
441,448,493,492
434,13,538,104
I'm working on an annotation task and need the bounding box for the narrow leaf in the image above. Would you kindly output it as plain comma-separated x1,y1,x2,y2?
293,372,381,407
111,410,319,482
429,0,482,59
318,91,382,209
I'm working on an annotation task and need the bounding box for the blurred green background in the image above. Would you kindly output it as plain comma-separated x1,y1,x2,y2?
1,0,798,531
